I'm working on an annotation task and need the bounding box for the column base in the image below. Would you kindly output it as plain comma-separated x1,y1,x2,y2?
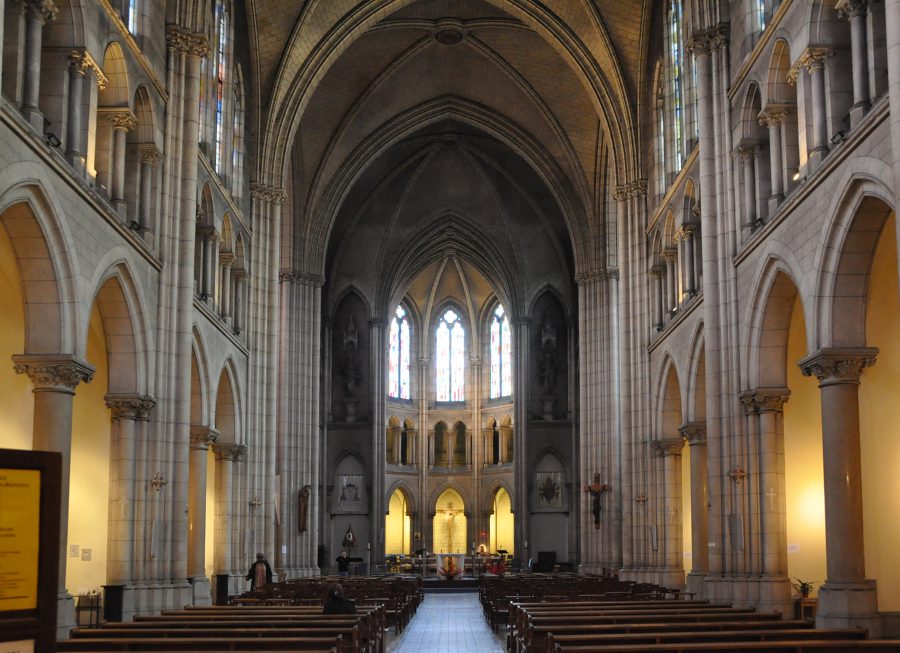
189,576,212,606
656,568,686,590
816,580,881,636
808,147,829,172
752,575,793,617
57,590,76,640
22,107,44,133
768,194,784,215
686,571,707,598
849,102,869,129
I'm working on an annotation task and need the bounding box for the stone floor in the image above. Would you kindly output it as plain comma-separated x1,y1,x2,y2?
388,592,505,653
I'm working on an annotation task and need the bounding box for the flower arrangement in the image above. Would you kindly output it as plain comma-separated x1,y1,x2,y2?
792,578,815,597
438,556,463,579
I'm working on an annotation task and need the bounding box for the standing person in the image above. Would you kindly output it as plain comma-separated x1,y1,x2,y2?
336,550,350,576
322,583,357,614
246,552,273,590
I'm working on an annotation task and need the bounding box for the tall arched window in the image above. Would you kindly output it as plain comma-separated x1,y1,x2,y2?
489,304,512,398
214,2,229,174
668,0,684,171
127,0,138,34
436,308,465,402
388,305,411,399
231,69,245,198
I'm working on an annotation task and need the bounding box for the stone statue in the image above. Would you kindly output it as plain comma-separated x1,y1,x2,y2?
298,484,311,533
539,317,557,395
584,474,610,529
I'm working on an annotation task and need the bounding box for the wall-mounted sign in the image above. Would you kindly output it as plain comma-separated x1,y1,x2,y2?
0,468,41,612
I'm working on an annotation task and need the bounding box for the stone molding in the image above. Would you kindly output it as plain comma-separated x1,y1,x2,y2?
613,180,647,202
98,107,138,131
279,270,325,287
12,354,95,391
68,49,108,89
758,104,793,127
679,422,707,445
190,426,219,449
652,437,685,457
739,387,791,414
575,268,619,285
798,347,878,386
105,394,156,420
134,143,162,165
249,182,286,204
835,0,868,18
166,26,211,58
788,46,832,83
213,442,247,462
22,0,58,23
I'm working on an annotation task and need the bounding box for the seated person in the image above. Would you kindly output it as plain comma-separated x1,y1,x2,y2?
322,582,357,614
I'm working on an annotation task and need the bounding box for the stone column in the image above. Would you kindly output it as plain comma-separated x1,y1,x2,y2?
187,427,218,604
650,265,664,330
680,423,707,597
199,227,215,300
799,348,880,633
804,48,831,168
838,0,871,127
737,142,757,229
137,146,160,231
20,0,57,130
652,438,685,589
741,388,793,615
219,252,234,321
104,393,155,618
13,354,94,638
681,224,696,297
65,50,92,172
232,268,246,334
212,443,246,582
109,111,136,215
759,106,789,210
662,248,677,317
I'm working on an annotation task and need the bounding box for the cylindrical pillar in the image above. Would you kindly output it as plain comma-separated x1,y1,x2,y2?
651,265,664,329
220,256,233,319
680,423,708,592
683,226,696,295
844,0,871,126
110,113,135,211
138,149,159,230
806,49,830,158
800,348,880,631
738,143,757,227
663,249,677,315
760,108,786,201
653,438,685,587
13,355,94,634
21,0,56,128
212,443,246,576
66,52,87,168
188,428,218,579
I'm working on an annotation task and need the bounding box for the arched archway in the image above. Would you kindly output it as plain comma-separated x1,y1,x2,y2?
432,488,466,554
385,486,412,555
489,486,513,557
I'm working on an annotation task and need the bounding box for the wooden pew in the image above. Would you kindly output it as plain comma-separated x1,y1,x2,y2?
57,635,344,652
552,641,900,653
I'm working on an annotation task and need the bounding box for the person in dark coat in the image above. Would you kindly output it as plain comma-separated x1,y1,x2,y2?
322,583,357,614
336,550,351,576
246,552,273,590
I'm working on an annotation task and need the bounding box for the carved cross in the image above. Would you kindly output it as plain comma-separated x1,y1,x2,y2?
150,472,167,492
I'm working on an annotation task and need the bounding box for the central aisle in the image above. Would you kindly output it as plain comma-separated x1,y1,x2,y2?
390,593,504,653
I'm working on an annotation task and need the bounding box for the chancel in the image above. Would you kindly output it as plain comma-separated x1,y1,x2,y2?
1,0,900,648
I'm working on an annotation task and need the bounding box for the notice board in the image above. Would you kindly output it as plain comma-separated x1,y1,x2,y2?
0,449,61,653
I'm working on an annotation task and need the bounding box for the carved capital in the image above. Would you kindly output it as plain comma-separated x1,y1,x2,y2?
740,387,791,414
836,0,868,19
189,426,219,449
220,252,235,267
249,182,286,204
661,247,678,263
613,185,630,202
213,442,247,462
136,144,162,165
687,33,711,56
708,25,730,50
758,104,791,127
13,355,94,392
23,0,57,24
735,141,757,161
798,347,878,386
99,108,137,131
801,47,831,72
68,50,108,90
649,263,664,278
679,422,707,445
105,393,156,420
652,437,685,457
166,27,210,57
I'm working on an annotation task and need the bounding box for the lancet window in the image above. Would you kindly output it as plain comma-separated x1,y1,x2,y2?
490,304,512,398
214,3,229,174
668,0,684,171
388,305,411,400
436,308,465,402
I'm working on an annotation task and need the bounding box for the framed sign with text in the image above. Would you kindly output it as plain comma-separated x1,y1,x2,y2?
0,449,61,653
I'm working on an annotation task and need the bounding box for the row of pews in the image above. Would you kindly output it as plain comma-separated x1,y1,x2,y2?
481,575,900,653
56,576,422,653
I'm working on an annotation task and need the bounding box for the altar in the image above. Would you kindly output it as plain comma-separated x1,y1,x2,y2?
435,553,465,579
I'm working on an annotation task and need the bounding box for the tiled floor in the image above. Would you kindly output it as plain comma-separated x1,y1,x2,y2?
389,592,505,653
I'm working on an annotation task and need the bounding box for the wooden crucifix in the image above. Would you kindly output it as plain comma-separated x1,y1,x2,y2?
584,474,610,529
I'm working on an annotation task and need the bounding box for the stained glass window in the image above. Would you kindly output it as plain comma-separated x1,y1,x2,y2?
436,308,465,402
388,305,410,399
490,304,512,398
127,0,138,34
669,0,684,171
214,4,228,174
758,0,767,31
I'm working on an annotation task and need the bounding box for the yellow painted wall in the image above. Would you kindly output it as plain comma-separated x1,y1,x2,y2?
68,304,111,594
859,215,900,611
206,447,216,580
784,295,825,596
0,223,33,450
385,490,410,554
491,488,514,556
433,488,466,553
682,443,692,570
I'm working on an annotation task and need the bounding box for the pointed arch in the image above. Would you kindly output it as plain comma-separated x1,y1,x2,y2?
655,354,684,438
191,327,212,427
686,323,706,422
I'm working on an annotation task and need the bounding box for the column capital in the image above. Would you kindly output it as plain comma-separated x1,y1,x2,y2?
23,0,58,23
661,247,678,262
739,387,791,414
835,0,868,18
687,33,711,55
758,104,792,127
798,347,878,385
649,264,664,278
652,437,685,457
220,252,236,266
708,25,730,50
190,426,219,449
12,354,95,392
68,49,108,88
679,421,707,445
734,140,757,160
98,108,137,131
800,46,832,72
166,26,211,58
213,442,247,462
105,393,156,420
249,182,286,204
135,143,162,165
613,185,630,202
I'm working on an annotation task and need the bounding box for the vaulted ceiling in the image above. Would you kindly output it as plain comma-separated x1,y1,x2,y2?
245,0,653,304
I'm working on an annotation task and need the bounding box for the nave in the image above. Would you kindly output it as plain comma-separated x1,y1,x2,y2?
389,593,504,653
